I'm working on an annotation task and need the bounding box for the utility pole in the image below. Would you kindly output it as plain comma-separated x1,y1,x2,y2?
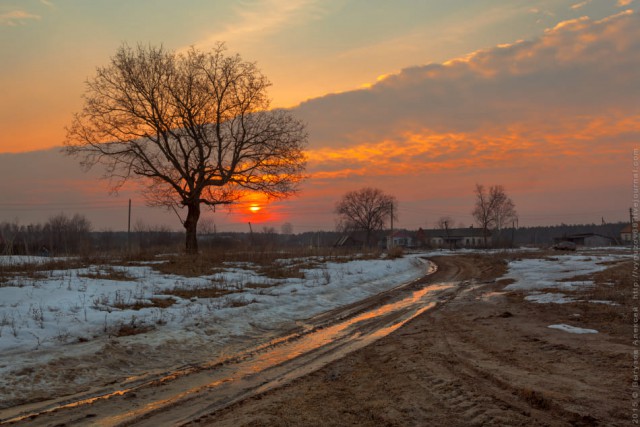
388,201,394,249
444,220,452,250
127,199,131,251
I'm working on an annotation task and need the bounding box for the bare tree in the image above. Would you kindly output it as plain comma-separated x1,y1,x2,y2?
472,184,517,246
65,43,308,254
335,187,397,247
281,222,293,235
436,216,454,231
44,213,92,255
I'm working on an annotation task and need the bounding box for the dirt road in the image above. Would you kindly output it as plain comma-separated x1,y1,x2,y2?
188,254,630,427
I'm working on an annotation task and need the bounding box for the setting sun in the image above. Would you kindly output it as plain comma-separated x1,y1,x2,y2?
249,204,261,213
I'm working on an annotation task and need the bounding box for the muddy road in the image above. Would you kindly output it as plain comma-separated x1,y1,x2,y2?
195,253,630,427
0,256,465,426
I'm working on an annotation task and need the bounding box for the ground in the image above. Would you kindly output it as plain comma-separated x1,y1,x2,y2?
0,250,632,426
188,253,631,427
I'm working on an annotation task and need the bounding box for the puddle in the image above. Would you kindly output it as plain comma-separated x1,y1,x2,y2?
2,280,454,426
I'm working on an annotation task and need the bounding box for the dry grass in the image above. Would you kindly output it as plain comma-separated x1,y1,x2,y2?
78,266,135,281
111,297,177,311
510,257,633,338
562,260,631,307
152,247,384,279
113,322,154,337
163,283,240,300
386,246,404,259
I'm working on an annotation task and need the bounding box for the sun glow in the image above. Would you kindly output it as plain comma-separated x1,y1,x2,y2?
249,204,261,213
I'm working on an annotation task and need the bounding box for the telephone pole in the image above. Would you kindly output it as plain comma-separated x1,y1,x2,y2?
127,199,131,251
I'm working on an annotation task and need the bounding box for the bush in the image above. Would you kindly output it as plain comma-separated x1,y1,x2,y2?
386,246,404,259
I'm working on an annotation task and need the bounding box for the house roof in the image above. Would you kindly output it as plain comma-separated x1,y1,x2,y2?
389,231,412,239
556,233,615,242
427,228,487,238
621,222,640,233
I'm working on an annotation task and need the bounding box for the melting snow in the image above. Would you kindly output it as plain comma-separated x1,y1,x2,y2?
524,293,577,304
0,254,428,370
548,324,598,334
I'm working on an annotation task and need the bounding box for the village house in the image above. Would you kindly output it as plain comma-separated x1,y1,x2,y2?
620,222,638,244
386,231,414,248
428,227,489,249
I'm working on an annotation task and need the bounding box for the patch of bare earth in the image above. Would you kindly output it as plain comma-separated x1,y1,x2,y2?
190,253,631,427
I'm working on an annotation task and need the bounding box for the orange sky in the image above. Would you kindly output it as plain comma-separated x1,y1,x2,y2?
0,2,637,231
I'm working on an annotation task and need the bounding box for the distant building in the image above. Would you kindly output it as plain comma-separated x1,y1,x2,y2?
386,231,414,248
427,227,489,249
334,233,366,248
554,233,615,247
620,223,639,244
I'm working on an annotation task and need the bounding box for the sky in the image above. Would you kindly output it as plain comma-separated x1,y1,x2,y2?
0,0,638,233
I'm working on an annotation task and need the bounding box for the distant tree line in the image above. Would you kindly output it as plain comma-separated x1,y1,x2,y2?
0,212,629,257
0,213,92,256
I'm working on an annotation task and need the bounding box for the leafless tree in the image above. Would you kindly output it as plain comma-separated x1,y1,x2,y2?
436,216,454,231
65,43,308,254
280,222,293,235
335,187,397,247
472,184,517,246
44,213,92,254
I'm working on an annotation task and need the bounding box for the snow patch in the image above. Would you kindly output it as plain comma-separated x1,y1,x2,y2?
525,293,577,304
548,324,598,334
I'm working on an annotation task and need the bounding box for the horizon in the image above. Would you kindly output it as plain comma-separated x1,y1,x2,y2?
0,1,637,233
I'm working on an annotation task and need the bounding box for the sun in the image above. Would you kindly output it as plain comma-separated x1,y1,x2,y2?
249,204,261,213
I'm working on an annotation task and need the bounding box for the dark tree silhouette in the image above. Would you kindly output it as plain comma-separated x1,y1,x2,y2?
65,43,307,254
472,184,517,246
335,187,396,246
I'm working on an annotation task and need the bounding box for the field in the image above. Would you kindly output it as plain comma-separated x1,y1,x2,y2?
0,246,633,426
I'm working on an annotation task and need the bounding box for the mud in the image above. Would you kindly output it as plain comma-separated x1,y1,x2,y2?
189,254,630,427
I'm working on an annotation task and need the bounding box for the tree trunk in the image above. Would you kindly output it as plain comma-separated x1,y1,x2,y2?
184,202,200,255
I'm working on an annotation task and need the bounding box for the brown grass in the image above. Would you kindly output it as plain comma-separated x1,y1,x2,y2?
78,266,135,281
386,246,404,259
112,297,177,311
163,284,239,300
113,323,154,337
152,247,384,277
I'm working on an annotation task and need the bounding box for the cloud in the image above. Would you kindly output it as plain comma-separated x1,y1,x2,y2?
0,10,41,26
295,11,639,148
618,0,633,6
289,11,638,225
571,1,591,10
40,0,54,7
194,0,320,49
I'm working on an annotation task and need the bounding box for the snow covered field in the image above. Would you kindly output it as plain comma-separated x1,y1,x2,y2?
0,252,427,397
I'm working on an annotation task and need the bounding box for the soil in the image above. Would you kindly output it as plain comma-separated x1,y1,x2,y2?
187,254,631,427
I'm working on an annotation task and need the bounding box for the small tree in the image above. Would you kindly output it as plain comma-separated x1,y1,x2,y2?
436,216,454,231
472,184,517,247
335,187,397,247
66,43,307,254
